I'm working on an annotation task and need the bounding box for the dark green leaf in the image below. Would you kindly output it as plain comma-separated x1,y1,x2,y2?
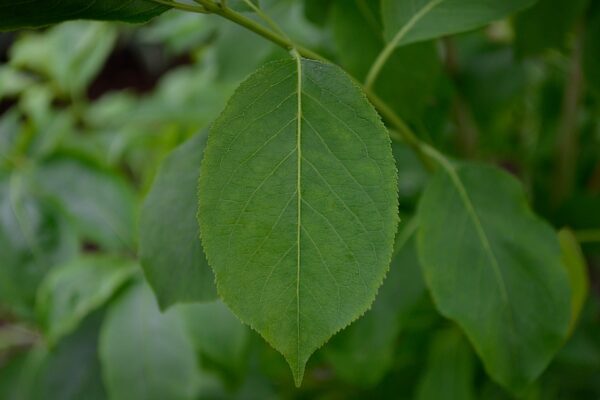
417,162,571,392
198,57,398,385
140,131,217,309
0,0,168,31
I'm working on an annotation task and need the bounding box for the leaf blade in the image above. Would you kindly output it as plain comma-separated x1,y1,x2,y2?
417,162,571,392
198,57,398,385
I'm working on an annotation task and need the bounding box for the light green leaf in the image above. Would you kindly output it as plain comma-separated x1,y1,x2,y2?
140,132,217,309
35,157,137,251
178,300,249,375
198,57,398,385
558,229,589,335
417,162,571,392
99,283,200,400
36,255,137,344
324,224,425,387
416,328,476,400
381,0,537,47
0,0,168,31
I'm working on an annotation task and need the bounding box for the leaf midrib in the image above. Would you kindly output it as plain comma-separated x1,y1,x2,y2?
294,52,303,381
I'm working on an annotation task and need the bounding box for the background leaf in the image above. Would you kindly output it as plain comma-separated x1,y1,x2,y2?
140,131,217,309
417,162,571,392
99,283,200,400
36,255,137,343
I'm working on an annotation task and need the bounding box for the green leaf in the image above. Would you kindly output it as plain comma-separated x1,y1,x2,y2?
140,132,217,309
178,300,250,375
99,283,200,400
36,255,137,344
35,157,137,250
558,229,589,335
417,162,571,392
381,0,537,47
324,223,425,387
416,328,476,400
198,57,398,386
0,0,168,31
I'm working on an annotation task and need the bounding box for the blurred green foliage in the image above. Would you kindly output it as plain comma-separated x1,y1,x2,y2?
0,0,599,399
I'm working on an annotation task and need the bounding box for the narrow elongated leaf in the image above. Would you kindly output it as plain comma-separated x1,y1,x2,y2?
381,0,537,47
558,229,588,335
99,283,200,400
37,255,137,344
140,131,217,309
417,162,570,392
0,0,168,31
198,57,398,385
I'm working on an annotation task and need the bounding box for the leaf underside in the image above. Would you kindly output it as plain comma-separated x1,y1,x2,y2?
198,57,398,385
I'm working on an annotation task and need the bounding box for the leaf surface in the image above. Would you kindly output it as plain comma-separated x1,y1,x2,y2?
0,0,168,31
381,0,537,47
198,57,398,385
140,131,217,309
417,162,570,392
